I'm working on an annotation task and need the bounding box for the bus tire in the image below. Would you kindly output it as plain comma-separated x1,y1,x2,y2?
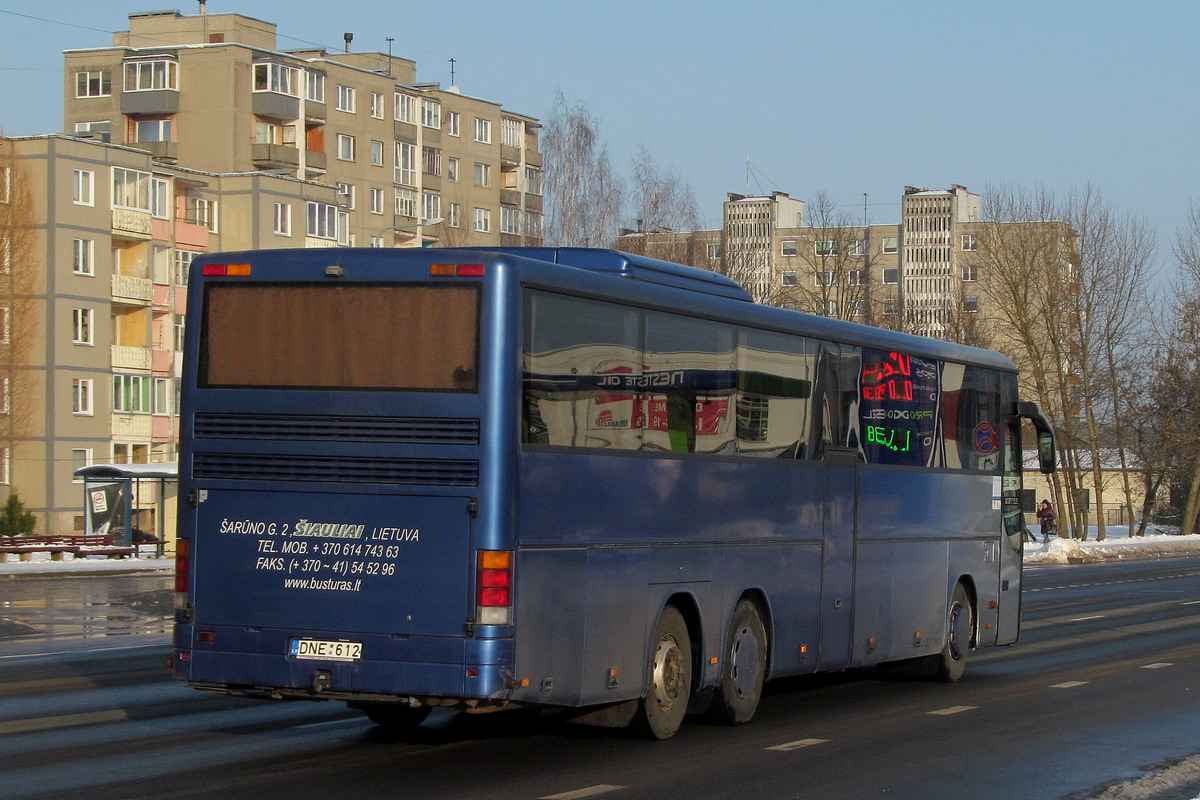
710,599,767,725
935,583,973,683
358,702,432,729
632,606,692,739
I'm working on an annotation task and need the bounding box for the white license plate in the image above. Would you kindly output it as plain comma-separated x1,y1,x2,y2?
289,638,362,662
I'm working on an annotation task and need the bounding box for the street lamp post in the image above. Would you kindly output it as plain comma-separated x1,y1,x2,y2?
375,218,444,247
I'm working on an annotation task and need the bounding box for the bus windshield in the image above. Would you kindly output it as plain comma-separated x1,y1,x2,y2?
199,283,479,391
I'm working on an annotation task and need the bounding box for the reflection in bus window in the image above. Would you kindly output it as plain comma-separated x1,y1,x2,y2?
812,342,862,458
643,312,735,454
860,348,940,467
941,364,1003,471
736,329,815,458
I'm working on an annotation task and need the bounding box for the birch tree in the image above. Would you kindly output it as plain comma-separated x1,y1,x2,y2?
542,91,623,247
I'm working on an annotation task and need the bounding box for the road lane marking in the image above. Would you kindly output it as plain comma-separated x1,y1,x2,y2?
1050,681,1089,689
540,786,625,800
766,738,829,751
1141,663,1174,669
0,708,128,735
928,706,976,715
1183,600,1200,606
1069,615,1105,622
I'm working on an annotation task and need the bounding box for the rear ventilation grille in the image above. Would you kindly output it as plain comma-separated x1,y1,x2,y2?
193,454,479,487
194,413,479,445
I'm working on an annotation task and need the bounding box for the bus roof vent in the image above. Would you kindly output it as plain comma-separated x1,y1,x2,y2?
453,247,754,302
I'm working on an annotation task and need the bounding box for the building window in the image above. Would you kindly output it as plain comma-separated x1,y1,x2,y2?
113,374,151,413
72,308,93,345
962,264,979,282
446,111,460,137
883,298,898,314
501,206,520,235
824,300,838,316
525,212,543,240
525,166,543,196
74,121,111,142
336,182,355,210
134,118,172,143
253,62,298,96
394,189,415,218
175,249,198,286
273,203,291,236
447,202,460,228
370,188,384,215
174,315,186,351
474,117,492,144
474,162,491,188
851,300,868,317
882,237,899,254
112,167,152,211
73,238,94,275
421,99,441,129
73,169,94,206
883,268,899,285
447,157,459,183
75,69,111,97
370,140,384,166
707,243,722,259
370,91,384,119
336,134,356,161
782,270,798,287
815,271,839,287
305,70,325,103
124,59,178,92
72,449,93,478
501,117,522,148
815,240,839,256
850,239,868,257
962,234,979,251
423,146,441,176
335,84,356,113
963,296,979,313
395,142,416,186
184,195,217,232
73,378,93,415
781,240,797,257
422,191,441,222
848,269,865,286
150,177,170,219
395,92,415,123
307,201,340,240
153,377,171,416
474,207,491,233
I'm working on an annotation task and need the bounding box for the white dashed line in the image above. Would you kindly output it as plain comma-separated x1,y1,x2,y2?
540,785,626,800
1141,662,1174,669
1069,615,1105,622
1050,681,1089,689
928,705,976,716
766,738,830,751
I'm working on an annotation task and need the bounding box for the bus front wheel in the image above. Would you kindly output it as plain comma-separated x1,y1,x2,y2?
935,583,973,682
632,606,692,739
710,599,767,725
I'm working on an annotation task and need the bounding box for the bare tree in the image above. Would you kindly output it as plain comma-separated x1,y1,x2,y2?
0,136,40,530
615,148,703,265
541,91,623,247
1162,202,1200,536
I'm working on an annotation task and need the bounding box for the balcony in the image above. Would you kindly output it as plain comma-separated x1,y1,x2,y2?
500,189,521,207
121,90,179,116
112,274,153,305
130,141,178,162
112,208,153,240
112,345,152,370
304,237,339,249
251,91,299,121
524,149,543,168
304,150,326,171
251,143,300,169
304,100,326,124
111,413,152,440
524,194,543,215
174,219,209,250
501,144,521,168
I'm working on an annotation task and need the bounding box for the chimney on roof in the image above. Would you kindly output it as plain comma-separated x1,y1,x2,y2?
344,32,353,53
199,0,206,14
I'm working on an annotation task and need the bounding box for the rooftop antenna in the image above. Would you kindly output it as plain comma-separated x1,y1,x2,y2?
449,57,456,87
385,37,394,76
745,157,750,196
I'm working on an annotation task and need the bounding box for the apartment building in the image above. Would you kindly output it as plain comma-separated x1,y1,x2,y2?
1,133,340,535
62,8,544,248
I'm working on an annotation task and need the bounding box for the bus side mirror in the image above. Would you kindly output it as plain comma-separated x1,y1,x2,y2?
1037,431,1056,474
1015,400,1056,474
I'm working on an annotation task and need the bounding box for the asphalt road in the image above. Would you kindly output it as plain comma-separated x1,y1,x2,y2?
0,557,1197,800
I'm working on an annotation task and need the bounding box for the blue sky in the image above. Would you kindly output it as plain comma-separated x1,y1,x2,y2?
2,1,1196,276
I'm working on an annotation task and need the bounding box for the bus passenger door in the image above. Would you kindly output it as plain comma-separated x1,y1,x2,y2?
996,419,1024,644
818,448,858,670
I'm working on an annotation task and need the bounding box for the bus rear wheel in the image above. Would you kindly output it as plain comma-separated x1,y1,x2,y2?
710,599,767,725
935,583,973,682
356,702,432,729
632,606,692,740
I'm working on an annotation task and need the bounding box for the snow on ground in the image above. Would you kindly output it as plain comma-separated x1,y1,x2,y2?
1023,526,1200,565
0,553,173,576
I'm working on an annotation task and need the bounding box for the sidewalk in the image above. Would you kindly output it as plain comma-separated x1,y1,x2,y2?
0,554,173,578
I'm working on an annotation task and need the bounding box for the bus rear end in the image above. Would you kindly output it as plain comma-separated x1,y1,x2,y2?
172,249,517,719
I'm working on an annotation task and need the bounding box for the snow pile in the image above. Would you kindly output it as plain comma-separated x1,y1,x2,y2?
0,556,173,576
1024,527,1200,564
1086,752,1200,799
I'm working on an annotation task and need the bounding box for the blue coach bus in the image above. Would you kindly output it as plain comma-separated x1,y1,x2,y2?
172,247,1055,739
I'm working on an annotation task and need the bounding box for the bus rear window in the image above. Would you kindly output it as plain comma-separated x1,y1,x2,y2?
200,284,479,391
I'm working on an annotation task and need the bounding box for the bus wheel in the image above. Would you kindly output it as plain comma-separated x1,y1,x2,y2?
632,606,692,739
357,702,433,729
710,599,767,725
936,583,973,683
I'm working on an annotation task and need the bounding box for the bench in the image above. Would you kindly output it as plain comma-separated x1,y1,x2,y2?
0,533,138,561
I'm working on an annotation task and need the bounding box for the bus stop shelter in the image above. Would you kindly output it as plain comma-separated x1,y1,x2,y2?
73,463,178,558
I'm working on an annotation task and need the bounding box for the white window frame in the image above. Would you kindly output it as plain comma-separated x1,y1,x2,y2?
153,377,171,416
394,189,415,218
75,69,111,98
447,157,459,183
447,202,461,228
73,378,94,416
473,207,491,233
336,182,356,210
501,117,522,148
307,201,340,240
273,202,291,236
394,92,415,123
370,91,384,119
394,142,416,186
112,167,152,211
124,59,179,92
446,111,460,137
474,117,492,144
501,206,520,235
72,307,93,345
370,139,384,167
304,70,325,103
73,238,95,275
421,99,441,129
781,240,798,257
422,191,440,222
150,177,170,219
474,162,490,188
370,187,384,215
175,249,198,286
72,448,93,480
962,234,979,251
73,169,94,206
962,264,979,282
335,84,356,113
174,315,186,351
135,118,172,143
113,373,151,414
336,133,356,162
253,62,298,96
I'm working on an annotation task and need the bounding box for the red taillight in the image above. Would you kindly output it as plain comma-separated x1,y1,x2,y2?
476,550,513,625
174,538,190,594
431,263,485,277
201,263,251,276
